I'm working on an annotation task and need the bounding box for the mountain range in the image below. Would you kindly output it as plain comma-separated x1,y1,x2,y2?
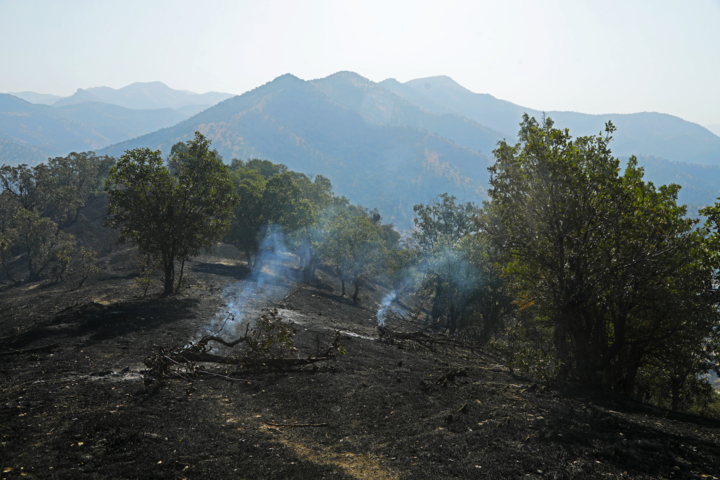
0,82,236,165
3,72,720,227
0,94,189,165
382,76,720,165
11,81,234,111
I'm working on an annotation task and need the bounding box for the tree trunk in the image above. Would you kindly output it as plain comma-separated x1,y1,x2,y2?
623,347,643,397
352,276,360,302
163,256,175,295
340,277,345,297
554,320,570,378
174,258,186,294
245,249,253,269
431,278,443,322
671,376,684,411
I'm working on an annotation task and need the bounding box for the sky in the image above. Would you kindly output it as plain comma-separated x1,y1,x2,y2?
1,0,719,126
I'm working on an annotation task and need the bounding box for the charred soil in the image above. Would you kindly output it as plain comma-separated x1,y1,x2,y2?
1,211,720,479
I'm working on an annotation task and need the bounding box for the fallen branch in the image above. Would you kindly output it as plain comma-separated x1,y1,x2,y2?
145,309,345,382
378,324,482,357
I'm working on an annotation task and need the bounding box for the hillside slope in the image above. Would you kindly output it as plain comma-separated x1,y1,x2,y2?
1,204,718,479
631,155,720,213
311,72,504,156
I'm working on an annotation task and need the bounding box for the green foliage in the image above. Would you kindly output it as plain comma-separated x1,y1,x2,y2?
0,208,76,282
76,247,99,288
0,152,113,230
50,242,73,283
226,158,328,266
409,194,514,339
134,254,155,297
0,152,112,284
105,132,237,294
319,207,386,301
482,114,719,397
242,310,299,362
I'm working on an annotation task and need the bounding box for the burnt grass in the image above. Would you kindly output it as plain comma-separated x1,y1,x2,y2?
2,216,720,479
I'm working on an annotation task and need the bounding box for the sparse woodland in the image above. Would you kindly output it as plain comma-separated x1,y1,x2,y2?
2,119,720,478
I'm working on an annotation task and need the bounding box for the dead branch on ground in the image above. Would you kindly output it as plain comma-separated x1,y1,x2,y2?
144,309,345,384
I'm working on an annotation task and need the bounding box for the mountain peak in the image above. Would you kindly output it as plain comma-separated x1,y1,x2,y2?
273,73,303,82
405,75,470,93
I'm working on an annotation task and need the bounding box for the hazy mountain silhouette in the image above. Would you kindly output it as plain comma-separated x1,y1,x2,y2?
99,74,491,228
706,124,720,137
8,91,63,105
384,76,720,165
310,72,505,155
53,82,234,110
0,94,189,164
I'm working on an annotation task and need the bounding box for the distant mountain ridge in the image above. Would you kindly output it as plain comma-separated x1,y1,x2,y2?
51,81,234,110
382,76,720,165
706,124,720,137
9,81,235,111
7,91,63,105
0,94,191,165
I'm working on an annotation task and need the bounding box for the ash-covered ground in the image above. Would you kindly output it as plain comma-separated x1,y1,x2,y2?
1,209,720,479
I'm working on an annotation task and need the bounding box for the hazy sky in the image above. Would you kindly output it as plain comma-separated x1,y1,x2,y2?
1,0,719,126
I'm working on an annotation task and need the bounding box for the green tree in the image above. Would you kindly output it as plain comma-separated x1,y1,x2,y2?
104,132,237,294
320,208,386,301
0,208,75,282
0,153,113,231
411,194,508,336
0,152,110,283
482,115,715,393
226,160,320,266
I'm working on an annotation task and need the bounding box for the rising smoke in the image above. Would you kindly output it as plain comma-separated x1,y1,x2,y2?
375,244,481,328
201,227,299,338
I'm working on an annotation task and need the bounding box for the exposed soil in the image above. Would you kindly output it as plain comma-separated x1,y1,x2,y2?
1,201,720,479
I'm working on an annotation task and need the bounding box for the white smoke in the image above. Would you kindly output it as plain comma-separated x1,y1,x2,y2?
376,290,398,326
201,227,299,337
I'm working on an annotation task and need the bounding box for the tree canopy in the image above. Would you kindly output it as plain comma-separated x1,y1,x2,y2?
481,115,719,398
104,132,237,294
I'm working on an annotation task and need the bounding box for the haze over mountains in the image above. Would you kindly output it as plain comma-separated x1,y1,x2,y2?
0,82,236,165
11,81,234,111
4,72,720,226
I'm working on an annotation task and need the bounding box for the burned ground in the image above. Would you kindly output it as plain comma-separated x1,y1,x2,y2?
2,226,720,479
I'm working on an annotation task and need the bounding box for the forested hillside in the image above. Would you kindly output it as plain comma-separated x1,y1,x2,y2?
99,74,491,228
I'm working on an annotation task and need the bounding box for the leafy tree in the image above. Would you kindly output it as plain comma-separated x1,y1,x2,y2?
482,115,717,394
226,159,322,266
0,153,113,231
320,208,386,301
0,152,109,283
226,167,266,264
410,194,509,336
0,208,75,282
412,193,476,252
261,173,314,232
104,132,237,294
